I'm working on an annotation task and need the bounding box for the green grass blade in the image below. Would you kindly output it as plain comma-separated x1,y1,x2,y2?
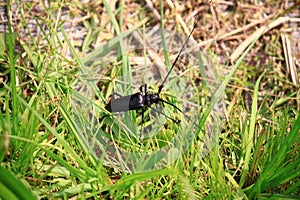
240,72,265,185
14,91,96,178
246,113,300,198
160,2,171,70
195,24,265,138
102,0,131,91
0,165,37,200
6,1,18,136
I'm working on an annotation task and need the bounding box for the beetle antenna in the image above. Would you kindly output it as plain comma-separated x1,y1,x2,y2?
150,107,180,124
159,98,183,113
158,19,198,94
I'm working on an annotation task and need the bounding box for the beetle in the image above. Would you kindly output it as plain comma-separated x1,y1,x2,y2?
105,19,198,125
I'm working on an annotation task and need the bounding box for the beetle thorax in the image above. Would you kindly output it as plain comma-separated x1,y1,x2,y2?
144,93,159,106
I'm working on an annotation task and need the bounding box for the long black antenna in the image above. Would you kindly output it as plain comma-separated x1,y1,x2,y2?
158,19,198,94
